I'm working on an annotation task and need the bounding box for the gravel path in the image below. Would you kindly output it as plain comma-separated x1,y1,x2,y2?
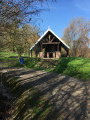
0,66,90,120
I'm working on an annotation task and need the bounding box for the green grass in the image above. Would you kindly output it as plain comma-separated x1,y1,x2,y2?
10,57,40,68
0,50,90,81
0,49,30,65
10,57,90,81
0,50,17,57
54,57,90,81
0,49,18,64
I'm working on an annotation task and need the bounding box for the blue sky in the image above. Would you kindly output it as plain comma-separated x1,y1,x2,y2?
36,0,90,37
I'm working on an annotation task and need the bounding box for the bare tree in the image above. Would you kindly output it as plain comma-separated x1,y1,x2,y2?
63,17,90,57
0,0,56,52
0,0,56,26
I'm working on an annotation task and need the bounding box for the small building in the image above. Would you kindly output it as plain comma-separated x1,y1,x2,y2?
30,28,70,58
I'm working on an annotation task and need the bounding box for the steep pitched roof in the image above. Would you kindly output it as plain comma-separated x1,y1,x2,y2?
30,28,70,50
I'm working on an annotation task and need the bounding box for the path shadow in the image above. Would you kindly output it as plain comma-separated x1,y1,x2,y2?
0,66,90,120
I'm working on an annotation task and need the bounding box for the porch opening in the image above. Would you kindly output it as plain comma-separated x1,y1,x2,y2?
49,52,53,58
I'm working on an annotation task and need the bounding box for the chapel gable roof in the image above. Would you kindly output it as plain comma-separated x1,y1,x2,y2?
30,28,70,50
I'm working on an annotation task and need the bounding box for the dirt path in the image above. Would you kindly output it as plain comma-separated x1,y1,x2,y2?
0,66,90,120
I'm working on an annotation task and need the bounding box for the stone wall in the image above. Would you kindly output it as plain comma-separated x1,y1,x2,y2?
39,52,44,58
39,52,61,58
56,52,61,58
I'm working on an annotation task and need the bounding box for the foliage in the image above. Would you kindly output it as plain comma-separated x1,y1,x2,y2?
0,24,40,57
16,46,24,57
21,25,40,56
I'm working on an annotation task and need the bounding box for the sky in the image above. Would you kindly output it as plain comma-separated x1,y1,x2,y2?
36,0,90,37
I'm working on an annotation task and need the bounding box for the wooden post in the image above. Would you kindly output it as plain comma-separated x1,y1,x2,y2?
53,52,55,58
36,53,37,58
60,43,61,51
31,50,32,58
47,52,49,58
35,50,38,58
57,43,59,51
67,49,69,56
41,43,43,51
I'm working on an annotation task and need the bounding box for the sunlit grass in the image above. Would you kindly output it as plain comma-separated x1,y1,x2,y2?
54,57,90,81
0,50,90,81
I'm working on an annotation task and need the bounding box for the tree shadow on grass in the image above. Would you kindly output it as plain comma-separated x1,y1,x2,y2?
36,59,58,69
1,65,90,120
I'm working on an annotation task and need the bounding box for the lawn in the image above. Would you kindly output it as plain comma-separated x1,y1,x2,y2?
0,49,18,63
0,50,90,81
0,49,29,65
9,57,90,81
54,57,90,81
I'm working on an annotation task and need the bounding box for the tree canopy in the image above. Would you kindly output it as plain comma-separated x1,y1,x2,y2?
0,0,56,56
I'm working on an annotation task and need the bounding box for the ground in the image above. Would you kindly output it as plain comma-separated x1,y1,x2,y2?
0,65,90,120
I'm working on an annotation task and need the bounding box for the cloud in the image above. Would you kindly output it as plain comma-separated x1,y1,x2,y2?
74,0,90,13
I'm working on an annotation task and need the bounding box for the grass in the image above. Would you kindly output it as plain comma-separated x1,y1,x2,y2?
0,49,18,58
0,49,18,65
54,57,90,81
0,49,29,66
0,50,90,119
10,57,90,81
10,57,40,68
0,50,90,81
2,75,54,120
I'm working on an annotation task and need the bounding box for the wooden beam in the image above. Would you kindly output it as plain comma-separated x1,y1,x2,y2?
42,42,60,45
50,37,55,42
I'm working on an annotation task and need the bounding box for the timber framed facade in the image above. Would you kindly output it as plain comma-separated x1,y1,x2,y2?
30,28,70,59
